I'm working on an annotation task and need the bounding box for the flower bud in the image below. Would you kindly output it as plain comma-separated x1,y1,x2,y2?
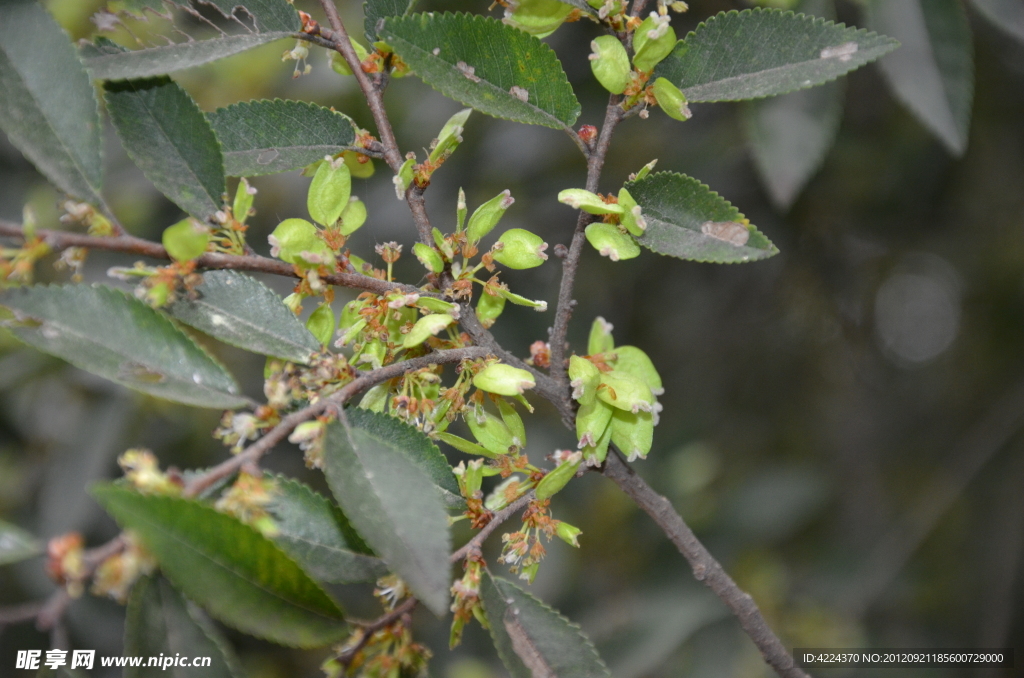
162,218,209,262
402,313,454,348
558,188,624,215
338,197,367,235
328,39,369,76
467,406,516,455
467,190,515,244
232,177,256,224
610,409,654,461
617,187,647,236
575,398,614,448
652,77,692,121
430,108,472,162
305,303,336,346
610,345,664,395
476,290,506,328
269,218,334,267
585,221,641,261
343,150,375,178
632,12,676,72
556,521,583,547
503,0,573,38
535,451,582,501
597,370,655,413
569,354,600,404
308,156,351,226
413,242,445,273
473,363,536,396
492,228,548,269
589,35,632,94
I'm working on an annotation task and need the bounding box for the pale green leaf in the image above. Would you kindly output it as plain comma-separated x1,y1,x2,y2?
124,576,243,678
381,13,580,129
626,172,778,263
0,284,247,409
481,572,612,678
106,78,225,222
167,271,320,364
365,0,417,42
0,519,41,566
208,99,360,177
323,417,452,615
969,0,1024,45
92,484,347,648
267,475,387,584
0,0,102,204
653,8,899,102
867,0,973,155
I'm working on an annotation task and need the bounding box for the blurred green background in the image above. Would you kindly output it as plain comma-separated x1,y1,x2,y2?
2,0,1023,676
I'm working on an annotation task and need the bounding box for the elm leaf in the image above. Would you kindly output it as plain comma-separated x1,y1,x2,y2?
365,0,418,42
969,0,1024,45
0,519,41,566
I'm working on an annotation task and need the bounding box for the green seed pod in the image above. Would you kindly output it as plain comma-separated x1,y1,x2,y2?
402,313,453,348
328,39,370,76
556,521,582,547
308,157,351,227
585,221,641,261
358,382,389,413
581,416,612,466
338,299,364,333
416,296,459,316
617,187,647,236
632,159,658,181
589,35,632,94
467,190,515,244
569,354,601,404
485,475,523,511
162,218,209,262
473,363,536,396
492,228,549,269
305,303,335,346
438,432,499,459
597,370,655,413
338,318,366,346
355,338,386,369
453,459,487,498
268,218,333,267
476,290,506,328
145,280,171,308
497,398,527,448
535,451,583,501
338,197,367,236
456,188,468,233
651,77,692,121
609,409,654,461
503,0,573,38
394,156,415,199
632,13,677,72
429,108,472,163
558,188,625,215
575,398,614,448
497,288,548,312
413,242,445,273
343,150,375,178
610,345,663,395
588,316,615,355
232,178,256,225
467,407,516,456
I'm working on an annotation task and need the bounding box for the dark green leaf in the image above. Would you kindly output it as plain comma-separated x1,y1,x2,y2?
0,0,102,204
867,0,973,155
969,0,1024,45
743,0,844,209
323,418,452,615
345,408,464,509
0,284,246,409
0,519,41,566
267,474,387,584
653,8,899,102
124,576,243,678
365,0,417,43
481,572,612,678
106,78,225,222
92,484,347,647
83,33,293,81
167,271,320,363
626,172,778,263
381,13,580,129
208,100,360,177
197,0,300,32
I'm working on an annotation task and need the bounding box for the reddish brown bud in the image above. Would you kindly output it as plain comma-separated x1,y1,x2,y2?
578,124,598,146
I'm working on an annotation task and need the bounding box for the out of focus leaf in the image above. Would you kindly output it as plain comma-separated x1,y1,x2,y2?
653,9,899,102
0,285,247,409
365,0,417,42
969,0,1024,44
105,78,225,222
124,576,243,678
867,0,974,155
381,13,580,129
197,0,299,32
0,519,41,566
208,100,360,177
267,475,387,584
93,485,347,648
0,0,103,204
480,572,612,678
167,271,320,364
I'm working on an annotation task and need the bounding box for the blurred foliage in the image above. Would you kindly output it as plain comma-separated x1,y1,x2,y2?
2,0,1023,676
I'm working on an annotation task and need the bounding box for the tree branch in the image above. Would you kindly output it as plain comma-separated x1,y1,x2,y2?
450,491,536,564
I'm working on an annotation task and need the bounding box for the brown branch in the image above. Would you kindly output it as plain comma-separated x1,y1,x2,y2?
630,0,653,18
601,450,810,678
450,491,536,564
0,601,45,626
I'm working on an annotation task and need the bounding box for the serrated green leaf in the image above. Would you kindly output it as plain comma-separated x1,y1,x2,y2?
92,485,347,648
0,284,246,409
323,418,452,615
653,8,899,102
197,0,300,32
481,573,612,678
82,32,293,81
0,519,41,566
266,475,387,584
969,0,1024,45
626,172,778,263
208,100,360,177
867,0,973,155
365,0,418,42
106,78,225,222
167,271,320,364
0,0,102,204
744,0,844,209
381,13,580,129
124,576,243,678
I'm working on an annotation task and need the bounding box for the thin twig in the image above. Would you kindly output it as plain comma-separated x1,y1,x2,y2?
0,601,45,626
339,597,419,668
450,491,536,563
